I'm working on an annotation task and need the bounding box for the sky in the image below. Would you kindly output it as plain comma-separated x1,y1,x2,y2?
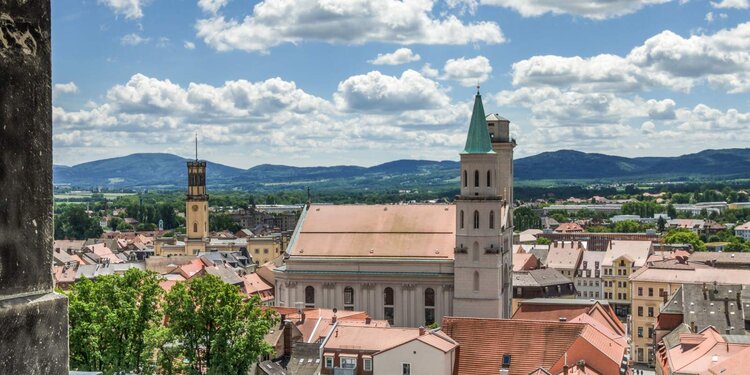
52,0,750,169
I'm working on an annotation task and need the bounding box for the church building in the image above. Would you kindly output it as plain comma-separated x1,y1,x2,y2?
274,90,516,326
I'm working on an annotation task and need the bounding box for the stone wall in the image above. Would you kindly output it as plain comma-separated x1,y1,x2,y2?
0,0,69,373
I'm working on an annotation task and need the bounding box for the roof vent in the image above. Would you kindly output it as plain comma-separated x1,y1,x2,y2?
559,317,567,322
384,207,388,211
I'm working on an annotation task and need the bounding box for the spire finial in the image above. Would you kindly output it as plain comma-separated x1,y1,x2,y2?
476,83,480,94
194,132,198,161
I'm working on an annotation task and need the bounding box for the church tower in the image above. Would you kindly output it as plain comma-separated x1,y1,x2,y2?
453,89,514,318
186,135,208,255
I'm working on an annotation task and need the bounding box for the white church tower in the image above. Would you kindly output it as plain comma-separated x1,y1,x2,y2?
453,89,514,318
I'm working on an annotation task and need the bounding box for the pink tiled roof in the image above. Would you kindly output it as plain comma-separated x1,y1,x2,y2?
290,204,458,259
735,221,750,231
324,325,420,352
87,243,124,264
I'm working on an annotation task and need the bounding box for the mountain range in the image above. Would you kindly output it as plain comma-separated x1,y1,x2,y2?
53,148,750,190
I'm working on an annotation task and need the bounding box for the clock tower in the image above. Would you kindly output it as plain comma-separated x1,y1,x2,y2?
186,136,208,255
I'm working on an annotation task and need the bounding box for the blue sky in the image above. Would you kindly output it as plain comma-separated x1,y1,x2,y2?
52,0,750,168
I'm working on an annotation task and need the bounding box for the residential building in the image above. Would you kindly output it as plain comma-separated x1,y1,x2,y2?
515,228,542,244
542,204,623,215
442,316,630,375
512,268,576,313
688,251,750,268
275,91,515,326
248,234,283,265
511,298,625,339
537,232,659,251
655,325,750,375
512,252,539,271
601,240,653,318
630,264,750,366
735,221,750,240
242,273,275,306
545,241,584,278
554,222,584,233
575,250,605,300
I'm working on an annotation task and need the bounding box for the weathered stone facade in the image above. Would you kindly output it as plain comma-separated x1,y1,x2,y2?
0,0,69,373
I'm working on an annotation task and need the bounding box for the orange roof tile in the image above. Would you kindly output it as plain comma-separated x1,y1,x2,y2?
324,325,420,352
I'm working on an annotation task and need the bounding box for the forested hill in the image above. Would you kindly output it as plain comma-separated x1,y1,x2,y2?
53,148,750,190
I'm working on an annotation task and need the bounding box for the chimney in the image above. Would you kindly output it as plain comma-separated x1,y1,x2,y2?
419,326,426,336
332,314,337,324
335,329,339,338
300,312,306,323
283,320,292,357
365,317,371,325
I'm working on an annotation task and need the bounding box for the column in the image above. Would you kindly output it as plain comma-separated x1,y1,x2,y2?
0,1,69,373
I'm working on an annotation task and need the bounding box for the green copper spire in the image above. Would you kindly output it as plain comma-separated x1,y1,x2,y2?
462,88,495,154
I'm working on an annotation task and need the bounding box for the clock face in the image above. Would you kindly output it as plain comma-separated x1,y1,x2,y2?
192,205,199,212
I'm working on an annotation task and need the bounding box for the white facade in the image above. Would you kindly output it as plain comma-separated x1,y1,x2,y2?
373,338,455,375
735,222,750,240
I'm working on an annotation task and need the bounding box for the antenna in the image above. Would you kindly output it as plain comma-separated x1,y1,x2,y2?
194,132,198,161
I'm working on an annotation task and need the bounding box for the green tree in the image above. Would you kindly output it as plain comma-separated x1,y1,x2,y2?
55,205,103,240
514,207,541,231
621,201,664,218
108,216,124,232
209,213,241,233
611,220,643,233
117,220,134,232
66,269,164,374
657,216,667,232
536,237,551,245
666,204,677,219
664,229,706,252
164,275,276,375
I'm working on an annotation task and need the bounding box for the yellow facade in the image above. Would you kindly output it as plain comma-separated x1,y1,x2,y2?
602,255,635,317
186,201,209,238
247,236,281,265
630,279,678,365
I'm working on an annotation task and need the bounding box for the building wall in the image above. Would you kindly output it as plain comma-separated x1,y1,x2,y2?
602,256,638,317
575,275,602,299
275,259,454,328
186,200,209,240
248,237,281,265
736,228,750,241
373,339,454,375
630,280,678,365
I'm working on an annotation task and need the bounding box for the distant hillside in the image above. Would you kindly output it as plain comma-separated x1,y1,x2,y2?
53,148,750,190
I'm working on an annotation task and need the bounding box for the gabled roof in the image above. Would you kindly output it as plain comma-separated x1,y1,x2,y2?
462,92,494,154
601,240,652,267
546,242,583,270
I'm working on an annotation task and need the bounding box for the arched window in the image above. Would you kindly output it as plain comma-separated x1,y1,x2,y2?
487,170,491,187
474,170,479,187
473,210,480,229
193,222,198,233
489,211,495,229
305,286,315,308
460,210,464,229
472,242,479,262
424,288,436,325
384,287,395,325
473,271,480,292
463,170,467,187
344,287,354,311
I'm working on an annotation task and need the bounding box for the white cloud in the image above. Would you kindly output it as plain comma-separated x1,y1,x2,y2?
195,0,504,53
442,56,492,87
510,22,750,94
156,37,170,48
705,11,714,22
54,72,473,166
369,48,421,65
184,41,196,50
121,33,150,46
334,70,450,112
198,0,230,13
98,0,148,19
711,0,749,9
641,121,656,134
420,63,440,78
54,82,79,97
480,0,673,20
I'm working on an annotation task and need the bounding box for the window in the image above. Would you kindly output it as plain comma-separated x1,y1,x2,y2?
384,287,395,325
648,327,654,338
659,288,665,297
305,286,315,308
344,287,354,311
473,271,480,292
264,248,269,254
364,358,372,371
637,348,644,362
424,288,435,325
648,307,654,317
463,170,467,187
638,306,643,316
255,249,260,254
193,222,198,233
341,357,356,369
486,170,491,187
502,354,511,368
489,211,495,229
402,363,411,375
473,210,479,229
472,242,479,262
325,356,333,368
637,327,643,338
638,287,643,296
460,210,464,229
474,170,479,187
648,288,654,297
